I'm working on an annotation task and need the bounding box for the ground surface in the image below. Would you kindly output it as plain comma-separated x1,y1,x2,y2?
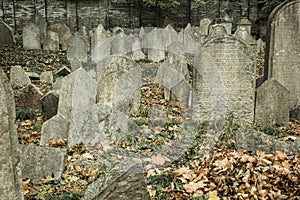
1,42,300,199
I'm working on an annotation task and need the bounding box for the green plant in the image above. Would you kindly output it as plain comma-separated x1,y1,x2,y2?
259,0,285,12
16,108,40,121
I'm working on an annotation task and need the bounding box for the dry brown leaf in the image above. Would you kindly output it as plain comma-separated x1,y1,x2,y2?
151,153,168,166
184,181,206,193
82,152,95,160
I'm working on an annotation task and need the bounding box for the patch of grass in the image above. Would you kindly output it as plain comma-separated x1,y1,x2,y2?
258,124,285,136
45,192,83,200
16,108,41,121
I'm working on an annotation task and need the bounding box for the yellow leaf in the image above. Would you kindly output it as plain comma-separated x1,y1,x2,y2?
151,153,168,166
208,190,219,200
184,181,206,193
82,152,95,160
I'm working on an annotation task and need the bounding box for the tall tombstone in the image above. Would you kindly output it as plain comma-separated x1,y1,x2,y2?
145,28,165,62
23,22,41,49
234,26,257,56
265,0,300,113
67,34,88,63
0,18,15,46
255,79,290,126
198,28,256,123
43,30,59,50
0,68,24,199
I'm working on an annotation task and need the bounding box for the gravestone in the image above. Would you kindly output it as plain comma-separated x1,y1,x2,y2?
199,18,212,36
257,38,265,55
0,68,24,200
91,36,113,62
0,18,15,46
90,23,111,52
162,24,178,49
255,79,290,126
131,35,145,60
207,24,228,38
48,23,72,50
14,84,43,110
237,17,252,35
70,58,82,71
20,144,67,182
83,157,150,200
56,66,71,77
265,0,300,116
236,126,299,155
10,66,31,87
234,26,257,56
41,91,59,119
111,32,132,56
145,28,165,62
23,22,41,49
67,34,88,62
43,30,59,50
40,71,53,84
199,34,256,123
40,113,70,145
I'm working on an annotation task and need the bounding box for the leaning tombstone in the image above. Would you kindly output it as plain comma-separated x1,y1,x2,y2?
10,65,31,87
0,18,15,46
265,0,300,114
41,91,59,119
255,78,290,126
0,68,24,199
14,84,43,110
234,26,257,56
40,71,53,84
23,22,41,49
199,18,212,36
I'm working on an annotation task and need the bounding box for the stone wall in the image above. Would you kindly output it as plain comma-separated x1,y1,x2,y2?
0,0,263,36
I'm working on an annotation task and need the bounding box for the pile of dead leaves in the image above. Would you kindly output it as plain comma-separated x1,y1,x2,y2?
147,149,300,199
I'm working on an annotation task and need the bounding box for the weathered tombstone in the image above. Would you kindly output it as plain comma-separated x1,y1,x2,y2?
23,22,41,49
234,26,257,56
20,144,67,182
111,32,132,56
131,35,145,60
255,78,290,126
41,91,59,119
70,58,82,71
10,65,31,87
257,38,265,55
83,157,150,200
0,18,15,46
67,34,88,62
40,71,53,84
162,24,178,48
236,126,299,155
90,23,111,52
237,17,252,35
145,28,165,62
48,23,72,50
167,41,185,56
91,36,113,62
43,30,59,50
0,68,24,199
199,34,256,123
199,18,212,36
14,84,43,110
40,113,70,145
265,0,300,115
207,24,228,38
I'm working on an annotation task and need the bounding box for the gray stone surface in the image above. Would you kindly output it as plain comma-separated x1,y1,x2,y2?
257,38,265,55
199,35,256,123
266,0,300,113
0,18,15,46
0,68,24,200
41,91,59,119
20,144,67,181
236,126,300,155
67,34,88,62
10,66,31,87
111,32,132,56
43,30,59,51
91,24,111,52
145,28,165,62
83,157,150,200
48,23,72,50
255,79,290,126
23,22,41,49
40,71,53,84
199,18,212,36
70,58,82,71
40,113,70,145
